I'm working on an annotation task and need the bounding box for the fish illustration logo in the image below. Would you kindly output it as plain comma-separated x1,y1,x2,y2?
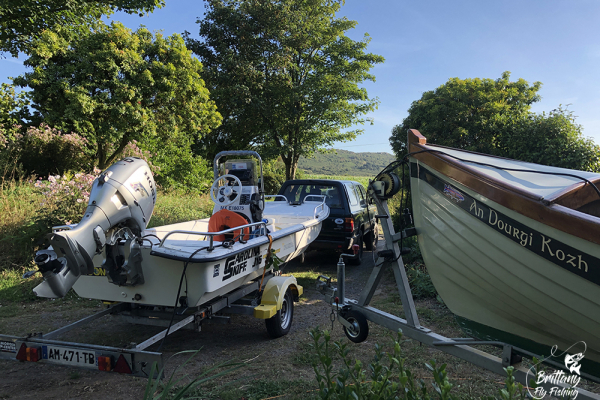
565,352,584,375
443,184,464,202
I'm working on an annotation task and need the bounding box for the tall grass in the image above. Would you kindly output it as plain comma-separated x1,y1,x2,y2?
0,176,44,271
147,191,214,228
304,174,370,188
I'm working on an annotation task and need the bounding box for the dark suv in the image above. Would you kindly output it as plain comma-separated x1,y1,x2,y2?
277,179,378,264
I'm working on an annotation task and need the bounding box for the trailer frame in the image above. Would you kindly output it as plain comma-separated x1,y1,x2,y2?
0,273,279,378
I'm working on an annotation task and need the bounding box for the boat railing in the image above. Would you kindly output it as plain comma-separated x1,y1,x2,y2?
158,221,268,251
264,195,288,202
303,195,327,219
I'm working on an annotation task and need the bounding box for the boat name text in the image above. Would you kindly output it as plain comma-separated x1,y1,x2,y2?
222,247,261,281
469,199,591,274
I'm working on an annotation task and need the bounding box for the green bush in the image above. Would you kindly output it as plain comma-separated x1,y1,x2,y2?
33,169,100,230
149,140,214,192
309,327,531,400
7,124,94,177
263,158,288,194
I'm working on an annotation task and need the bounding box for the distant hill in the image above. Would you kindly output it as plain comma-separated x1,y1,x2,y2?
298,149,396,176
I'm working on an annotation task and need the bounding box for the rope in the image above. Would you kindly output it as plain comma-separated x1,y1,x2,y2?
259,234,273,292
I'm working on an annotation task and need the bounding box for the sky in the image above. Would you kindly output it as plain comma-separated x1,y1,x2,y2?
2,0,600,155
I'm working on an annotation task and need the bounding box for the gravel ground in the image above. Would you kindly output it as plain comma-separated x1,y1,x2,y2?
1,238,598,399
0,243,380,400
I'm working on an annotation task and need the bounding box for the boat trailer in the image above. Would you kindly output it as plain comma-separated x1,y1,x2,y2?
0,272,283,378
317,180,600,400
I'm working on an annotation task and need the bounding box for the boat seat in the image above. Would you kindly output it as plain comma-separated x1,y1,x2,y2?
208,209,251,242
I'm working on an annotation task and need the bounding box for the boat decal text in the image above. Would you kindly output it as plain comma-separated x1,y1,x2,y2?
412,163,600,286
222,246,261,281
220,205,246,211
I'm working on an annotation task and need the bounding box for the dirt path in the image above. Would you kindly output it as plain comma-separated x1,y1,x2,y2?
1,241,598,399
0,245,381,399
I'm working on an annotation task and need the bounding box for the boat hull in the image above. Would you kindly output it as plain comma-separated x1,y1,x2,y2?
410,160,600,365
73,219,322,307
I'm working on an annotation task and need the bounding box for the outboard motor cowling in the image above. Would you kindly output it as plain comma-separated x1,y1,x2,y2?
33,158,156,298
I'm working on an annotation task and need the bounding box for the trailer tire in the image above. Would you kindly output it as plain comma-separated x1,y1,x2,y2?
342,310,369,343
265,289,294,338
364,224,378,251
348,232,363,265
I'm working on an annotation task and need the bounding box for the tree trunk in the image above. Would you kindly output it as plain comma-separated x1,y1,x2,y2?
283,156,298,180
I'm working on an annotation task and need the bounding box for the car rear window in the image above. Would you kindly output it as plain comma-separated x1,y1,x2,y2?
280,184,344,209
345,183,359,206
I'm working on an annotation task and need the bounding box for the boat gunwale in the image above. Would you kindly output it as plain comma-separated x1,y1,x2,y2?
148,223,307,263
407,129,600,245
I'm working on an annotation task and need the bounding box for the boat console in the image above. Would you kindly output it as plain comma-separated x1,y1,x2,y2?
211,152,265,225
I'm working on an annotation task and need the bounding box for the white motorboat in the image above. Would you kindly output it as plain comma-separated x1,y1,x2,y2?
32,151,329,309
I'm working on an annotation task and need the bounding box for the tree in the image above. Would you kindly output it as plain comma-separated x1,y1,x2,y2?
496,106,600,172
14,22,222,172
0,0,164,57
186,0,384,179
390,72,600,172
0,83,30,135
390,71,541,157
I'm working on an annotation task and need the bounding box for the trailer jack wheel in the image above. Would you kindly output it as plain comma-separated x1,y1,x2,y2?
265,289,294,338
342,310,369,343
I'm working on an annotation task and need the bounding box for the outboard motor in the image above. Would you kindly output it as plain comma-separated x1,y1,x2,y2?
33,158,156,298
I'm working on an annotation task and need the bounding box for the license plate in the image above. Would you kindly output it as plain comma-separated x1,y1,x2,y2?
42,345,96,367
0,341,16,353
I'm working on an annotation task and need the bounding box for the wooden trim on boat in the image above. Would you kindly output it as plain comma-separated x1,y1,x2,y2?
546,178,600,209
407,129,600,245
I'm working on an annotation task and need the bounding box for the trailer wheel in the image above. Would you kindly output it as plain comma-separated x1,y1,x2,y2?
364,224,378,251
342,310,369,343
265,289,294,338
348,232,363,265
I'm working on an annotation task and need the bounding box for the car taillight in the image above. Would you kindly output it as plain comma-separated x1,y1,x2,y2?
344,218,354,232
16,343,40,362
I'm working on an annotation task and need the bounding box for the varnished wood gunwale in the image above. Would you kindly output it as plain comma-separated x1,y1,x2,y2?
546,178,600,210
407,129,600,245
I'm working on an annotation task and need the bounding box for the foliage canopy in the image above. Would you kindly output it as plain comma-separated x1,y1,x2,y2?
390,72,600,171
0,0,164,57
187,0,384,179
390,71,541,157
14,22,222,177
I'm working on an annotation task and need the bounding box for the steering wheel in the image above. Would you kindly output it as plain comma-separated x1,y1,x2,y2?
210,174,243,207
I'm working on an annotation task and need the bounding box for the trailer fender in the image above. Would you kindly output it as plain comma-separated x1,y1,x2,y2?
253,276,303,319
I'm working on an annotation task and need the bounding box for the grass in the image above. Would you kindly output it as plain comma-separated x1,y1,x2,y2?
304,174,371,188
147,191,214,228
0,177,44,271
285,270,322,291
201,378,318,400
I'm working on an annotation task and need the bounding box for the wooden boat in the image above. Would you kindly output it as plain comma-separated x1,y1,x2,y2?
407,129,600,375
